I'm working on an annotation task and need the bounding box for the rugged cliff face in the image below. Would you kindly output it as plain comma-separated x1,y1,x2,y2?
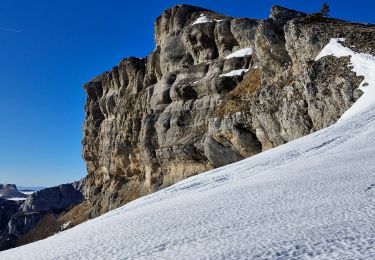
0,198,19,250
82,5,374,217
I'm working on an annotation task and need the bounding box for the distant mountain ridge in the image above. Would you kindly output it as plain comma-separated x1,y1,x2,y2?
0,184,27,200
0,183,83,251
17,186,45,192
0,184,46,200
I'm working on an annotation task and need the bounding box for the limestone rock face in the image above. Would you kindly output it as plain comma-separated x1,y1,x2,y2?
82,4,375,217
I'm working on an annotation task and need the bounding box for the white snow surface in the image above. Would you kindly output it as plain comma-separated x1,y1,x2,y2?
6,197,27,201
3,38,375,260
20,191,35,195
225,47,253,59
192,14,211,25
192,14,222,25
316,38,375,121
2,108,375,259
219,69,249,77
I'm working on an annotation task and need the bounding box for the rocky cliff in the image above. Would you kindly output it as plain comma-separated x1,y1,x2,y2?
82,5,374,217
0,185,26,200
0,198,20,250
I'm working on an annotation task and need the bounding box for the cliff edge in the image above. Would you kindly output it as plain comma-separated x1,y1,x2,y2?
82,4,375,217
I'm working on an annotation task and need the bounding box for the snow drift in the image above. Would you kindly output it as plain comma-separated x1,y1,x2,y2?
316,38,375,122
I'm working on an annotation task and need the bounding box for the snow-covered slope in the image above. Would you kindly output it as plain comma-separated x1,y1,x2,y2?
1,107,375,259
2,42,375,259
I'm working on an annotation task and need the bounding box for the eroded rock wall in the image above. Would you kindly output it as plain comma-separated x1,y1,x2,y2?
82,5,375,217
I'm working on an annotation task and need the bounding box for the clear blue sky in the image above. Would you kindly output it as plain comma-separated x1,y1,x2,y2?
0,0,374,187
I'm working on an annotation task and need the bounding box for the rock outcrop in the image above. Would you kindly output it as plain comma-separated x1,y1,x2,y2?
6,184,84,239
21,184,83,213
82,5,374,217
0,184,83,251
0,199,20,250
8,212,41,238
0,184,26,200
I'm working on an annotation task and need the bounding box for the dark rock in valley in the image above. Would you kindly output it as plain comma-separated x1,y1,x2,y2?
8,212,42,237
7,184,84,239
0,184,83,251
0,198,20,250
81,4,374,217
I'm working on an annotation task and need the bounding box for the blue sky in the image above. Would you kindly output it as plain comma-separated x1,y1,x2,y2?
0,0,374,187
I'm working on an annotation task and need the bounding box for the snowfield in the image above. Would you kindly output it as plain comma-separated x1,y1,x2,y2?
2,41,375,260
2,107,375,259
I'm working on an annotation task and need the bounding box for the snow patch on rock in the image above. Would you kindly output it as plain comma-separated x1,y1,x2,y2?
225,48,253,59
316,38,375,121
220,69,249,77
7,197,27,201
192,14,211,25
61,221,71,231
